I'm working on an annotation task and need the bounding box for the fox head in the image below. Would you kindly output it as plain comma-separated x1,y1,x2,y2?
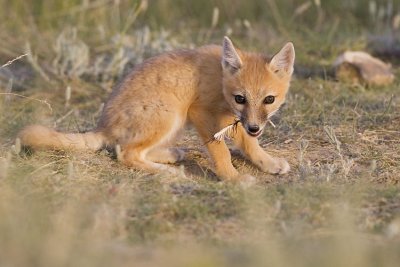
221,36,295,137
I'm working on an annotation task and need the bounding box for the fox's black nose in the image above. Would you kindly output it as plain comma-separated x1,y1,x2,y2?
248,125,260,133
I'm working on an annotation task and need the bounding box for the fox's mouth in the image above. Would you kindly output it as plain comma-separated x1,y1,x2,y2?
246,129,263,138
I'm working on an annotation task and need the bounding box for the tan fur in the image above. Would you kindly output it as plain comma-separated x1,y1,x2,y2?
18,125,104,151
18,37,295,182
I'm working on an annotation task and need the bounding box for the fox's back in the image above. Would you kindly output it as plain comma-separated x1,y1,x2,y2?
97,45,225,136
117,44,223,97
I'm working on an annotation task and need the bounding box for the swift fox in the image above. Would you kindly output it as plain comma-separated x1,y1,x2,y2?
18,37,295,182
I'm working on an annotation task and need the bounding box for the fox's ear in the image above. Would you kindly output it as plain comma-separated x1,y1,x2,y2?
269,42,295,76
222,36,242,73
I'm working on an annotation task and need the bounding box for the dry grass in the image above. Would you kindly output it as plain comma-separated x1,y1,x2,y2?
0,1,400,266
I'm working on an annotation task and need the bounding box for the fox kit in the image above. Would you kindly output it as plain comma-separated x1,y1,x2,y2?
18,37,295,182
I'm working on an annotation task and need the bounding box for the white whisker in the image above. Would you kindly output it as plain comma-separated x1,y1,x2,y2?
267,109,279,128
268,119,276,128
268,109,279,118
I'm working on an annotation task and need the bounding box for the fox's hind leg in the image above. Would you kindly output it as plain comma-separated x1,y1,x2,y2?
118,115,184,175
146,147,185,164
120,145,181,175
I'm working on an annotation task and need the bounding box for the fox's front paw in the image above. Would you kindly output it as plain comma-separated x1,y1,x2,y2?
259,157,290,175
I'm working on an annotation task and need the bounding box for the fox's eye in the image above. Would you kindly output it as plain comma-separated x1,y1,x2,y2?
234,95,246,104
264,95,275,104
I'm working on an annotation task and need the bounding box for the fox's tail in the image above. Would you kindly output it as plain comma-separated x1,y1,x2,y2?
18,125,106,151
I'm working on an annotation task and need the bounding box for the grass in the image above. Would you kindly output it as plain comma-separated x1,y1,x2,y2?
1,0,400,266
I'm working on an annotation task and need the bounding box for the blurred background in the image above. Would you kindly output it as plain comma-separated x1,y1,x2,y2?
1,0,399,72
2,0,399,34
